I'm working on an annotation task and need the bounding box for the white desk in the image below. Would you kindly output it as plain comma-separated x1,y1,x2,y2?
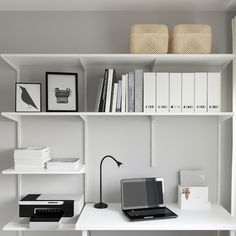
76,203,236,235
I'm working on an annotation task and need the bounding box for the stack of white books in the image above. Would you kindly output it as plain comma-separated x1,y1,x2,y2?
14,147,51,170
46,158,81,170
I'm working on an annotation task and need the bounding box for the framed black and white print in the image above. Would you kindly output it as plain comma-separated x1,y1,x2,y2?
15,83,42,112
46,72,78,112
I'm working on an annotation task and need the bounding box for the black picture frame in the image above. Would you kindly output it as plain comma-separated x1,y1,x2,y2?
15,82,42,112
46,72,78,112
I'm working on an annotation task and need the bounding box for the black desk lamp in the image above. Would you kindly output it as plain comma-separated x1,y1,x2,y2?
94,155,123,209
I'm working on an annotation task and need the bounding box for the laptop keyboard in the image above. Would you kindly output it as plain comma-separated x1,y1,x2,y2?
127,208,170,217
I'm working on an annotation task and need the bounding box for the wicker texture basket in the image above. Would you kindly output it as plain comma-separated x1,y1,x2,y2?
170,24,212,54
130,24,168,54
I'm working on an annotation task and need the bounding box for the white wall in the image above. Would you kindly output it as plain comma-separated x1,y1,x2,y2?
0,11,234,236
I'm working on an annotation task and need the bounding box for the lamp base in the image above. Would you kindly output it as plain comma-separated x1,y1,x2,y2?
94,202,108,209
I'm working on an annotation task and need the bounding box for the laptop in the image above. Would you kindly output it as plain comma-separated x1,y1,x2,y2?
121,177,177,220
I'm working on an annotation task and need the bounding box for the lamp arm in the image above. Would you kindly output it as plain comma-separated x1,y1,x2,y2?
99,155,118,203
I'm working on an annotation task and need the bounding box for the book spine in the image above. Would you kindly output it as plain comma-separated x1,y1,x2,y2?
125,74,128,112
100,69,108,112
95,78,104,112
112,83,118,112
121,75,126,112
143,72,156,113
105,69,114,112
134,69,143,112
128,72,135,112
116,80,122,112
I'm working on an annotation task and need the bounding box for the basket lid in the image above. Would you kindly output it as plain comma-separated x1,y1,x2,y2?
131,24,168,34
173,24,211,34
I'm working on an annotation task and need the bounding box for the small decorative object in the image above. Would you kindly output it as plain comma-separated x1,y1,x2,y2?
94,155,123,209
182,187,190,200
15,83,41,112
46,72,78,112
169,24,212,54
130,24,168,54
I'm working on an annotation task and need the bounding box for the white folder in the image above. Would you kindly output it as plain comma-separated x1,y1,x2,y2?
144,72,156,113
121,75,126,112
182,73,194,113
156,73,169,113
208,72,221,112
195,73,207,113
170,73,182,113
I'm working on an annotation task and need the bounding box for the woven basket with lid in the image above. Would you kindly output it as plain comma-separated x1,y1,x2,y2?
130,24,168,54
169,24,212,54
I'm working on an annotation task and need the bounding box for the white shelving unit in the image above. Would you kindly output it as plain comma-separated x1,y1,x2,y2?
1,53,236,233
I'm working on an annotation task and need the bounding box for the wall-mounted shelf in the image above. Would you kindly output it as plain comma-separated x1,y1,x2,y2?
1,54,235,71
1,112,234,122
2,165,86,175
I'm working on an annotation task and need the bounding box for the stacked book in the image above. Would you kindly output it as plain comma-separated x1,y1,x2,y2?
46,158,81,171
14,147,51,170
95,69,143,113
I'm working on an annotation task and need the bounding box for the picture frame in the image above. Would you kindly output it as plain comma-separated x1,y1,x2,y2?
46,72,78,112
15,82,42,112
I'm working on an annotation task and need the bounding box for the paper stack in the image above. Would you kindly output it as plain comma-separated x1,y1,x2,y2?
47,158,81,170
14,147,51,170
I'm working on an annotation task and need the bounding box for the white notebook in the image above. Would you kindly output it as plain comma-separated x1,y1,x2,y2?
195,73,207,113
182,73,194,113
144,72,156,113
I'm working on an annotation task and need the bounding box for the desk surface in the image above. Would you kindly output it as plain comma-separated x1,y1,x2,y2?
76,203,236,231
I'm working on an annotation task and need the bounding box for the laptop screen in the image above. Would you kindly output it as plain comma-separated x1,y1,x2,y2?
121,178,165,210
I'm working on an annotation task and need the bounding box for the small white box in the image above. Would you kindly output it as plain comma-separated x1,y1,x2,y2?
178,185,211,210
170,73,182,112
182,73,194,113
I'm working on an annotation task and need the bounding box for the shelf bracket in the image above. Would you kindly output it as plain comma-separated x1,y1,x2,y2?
1,112,21,122
79,57,88,112
151,58,158,72
150,115,156,167
1,55,20,72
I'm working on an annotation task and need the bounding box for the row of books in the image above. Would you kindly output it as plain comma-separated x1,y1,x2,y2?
95,70,221,113
95,69,143,112
14,147,81,171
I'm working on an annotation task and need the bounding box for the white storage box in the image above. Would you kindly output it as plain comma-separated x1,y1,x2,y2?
178,185,211,209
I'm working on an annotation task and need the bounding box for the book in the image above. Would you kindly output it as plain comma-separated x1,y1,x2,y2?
182,73,194,113
156,72,169,113
105,69,114,112
134,69,143,112
14,147,50,159
208,72,221,112
128,72,135,112
195,73,207,113
116,80,122,112
125,74,129,112
121,75,126,112
95,78,104,112
112,83,118,112
47,158,81,170
170,73,182,112
99,69,109,112
143,72,156,113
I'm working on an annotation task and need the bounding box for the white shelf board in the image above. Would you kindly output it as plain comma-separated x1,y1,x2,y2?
1,54,235,69
3,218,76,231
76,203,236,231
2,164,86,175
1,112,234,122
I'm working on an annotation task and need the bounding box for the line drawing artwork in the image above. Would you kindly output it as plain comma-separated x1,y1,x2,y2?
19,86,38,109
